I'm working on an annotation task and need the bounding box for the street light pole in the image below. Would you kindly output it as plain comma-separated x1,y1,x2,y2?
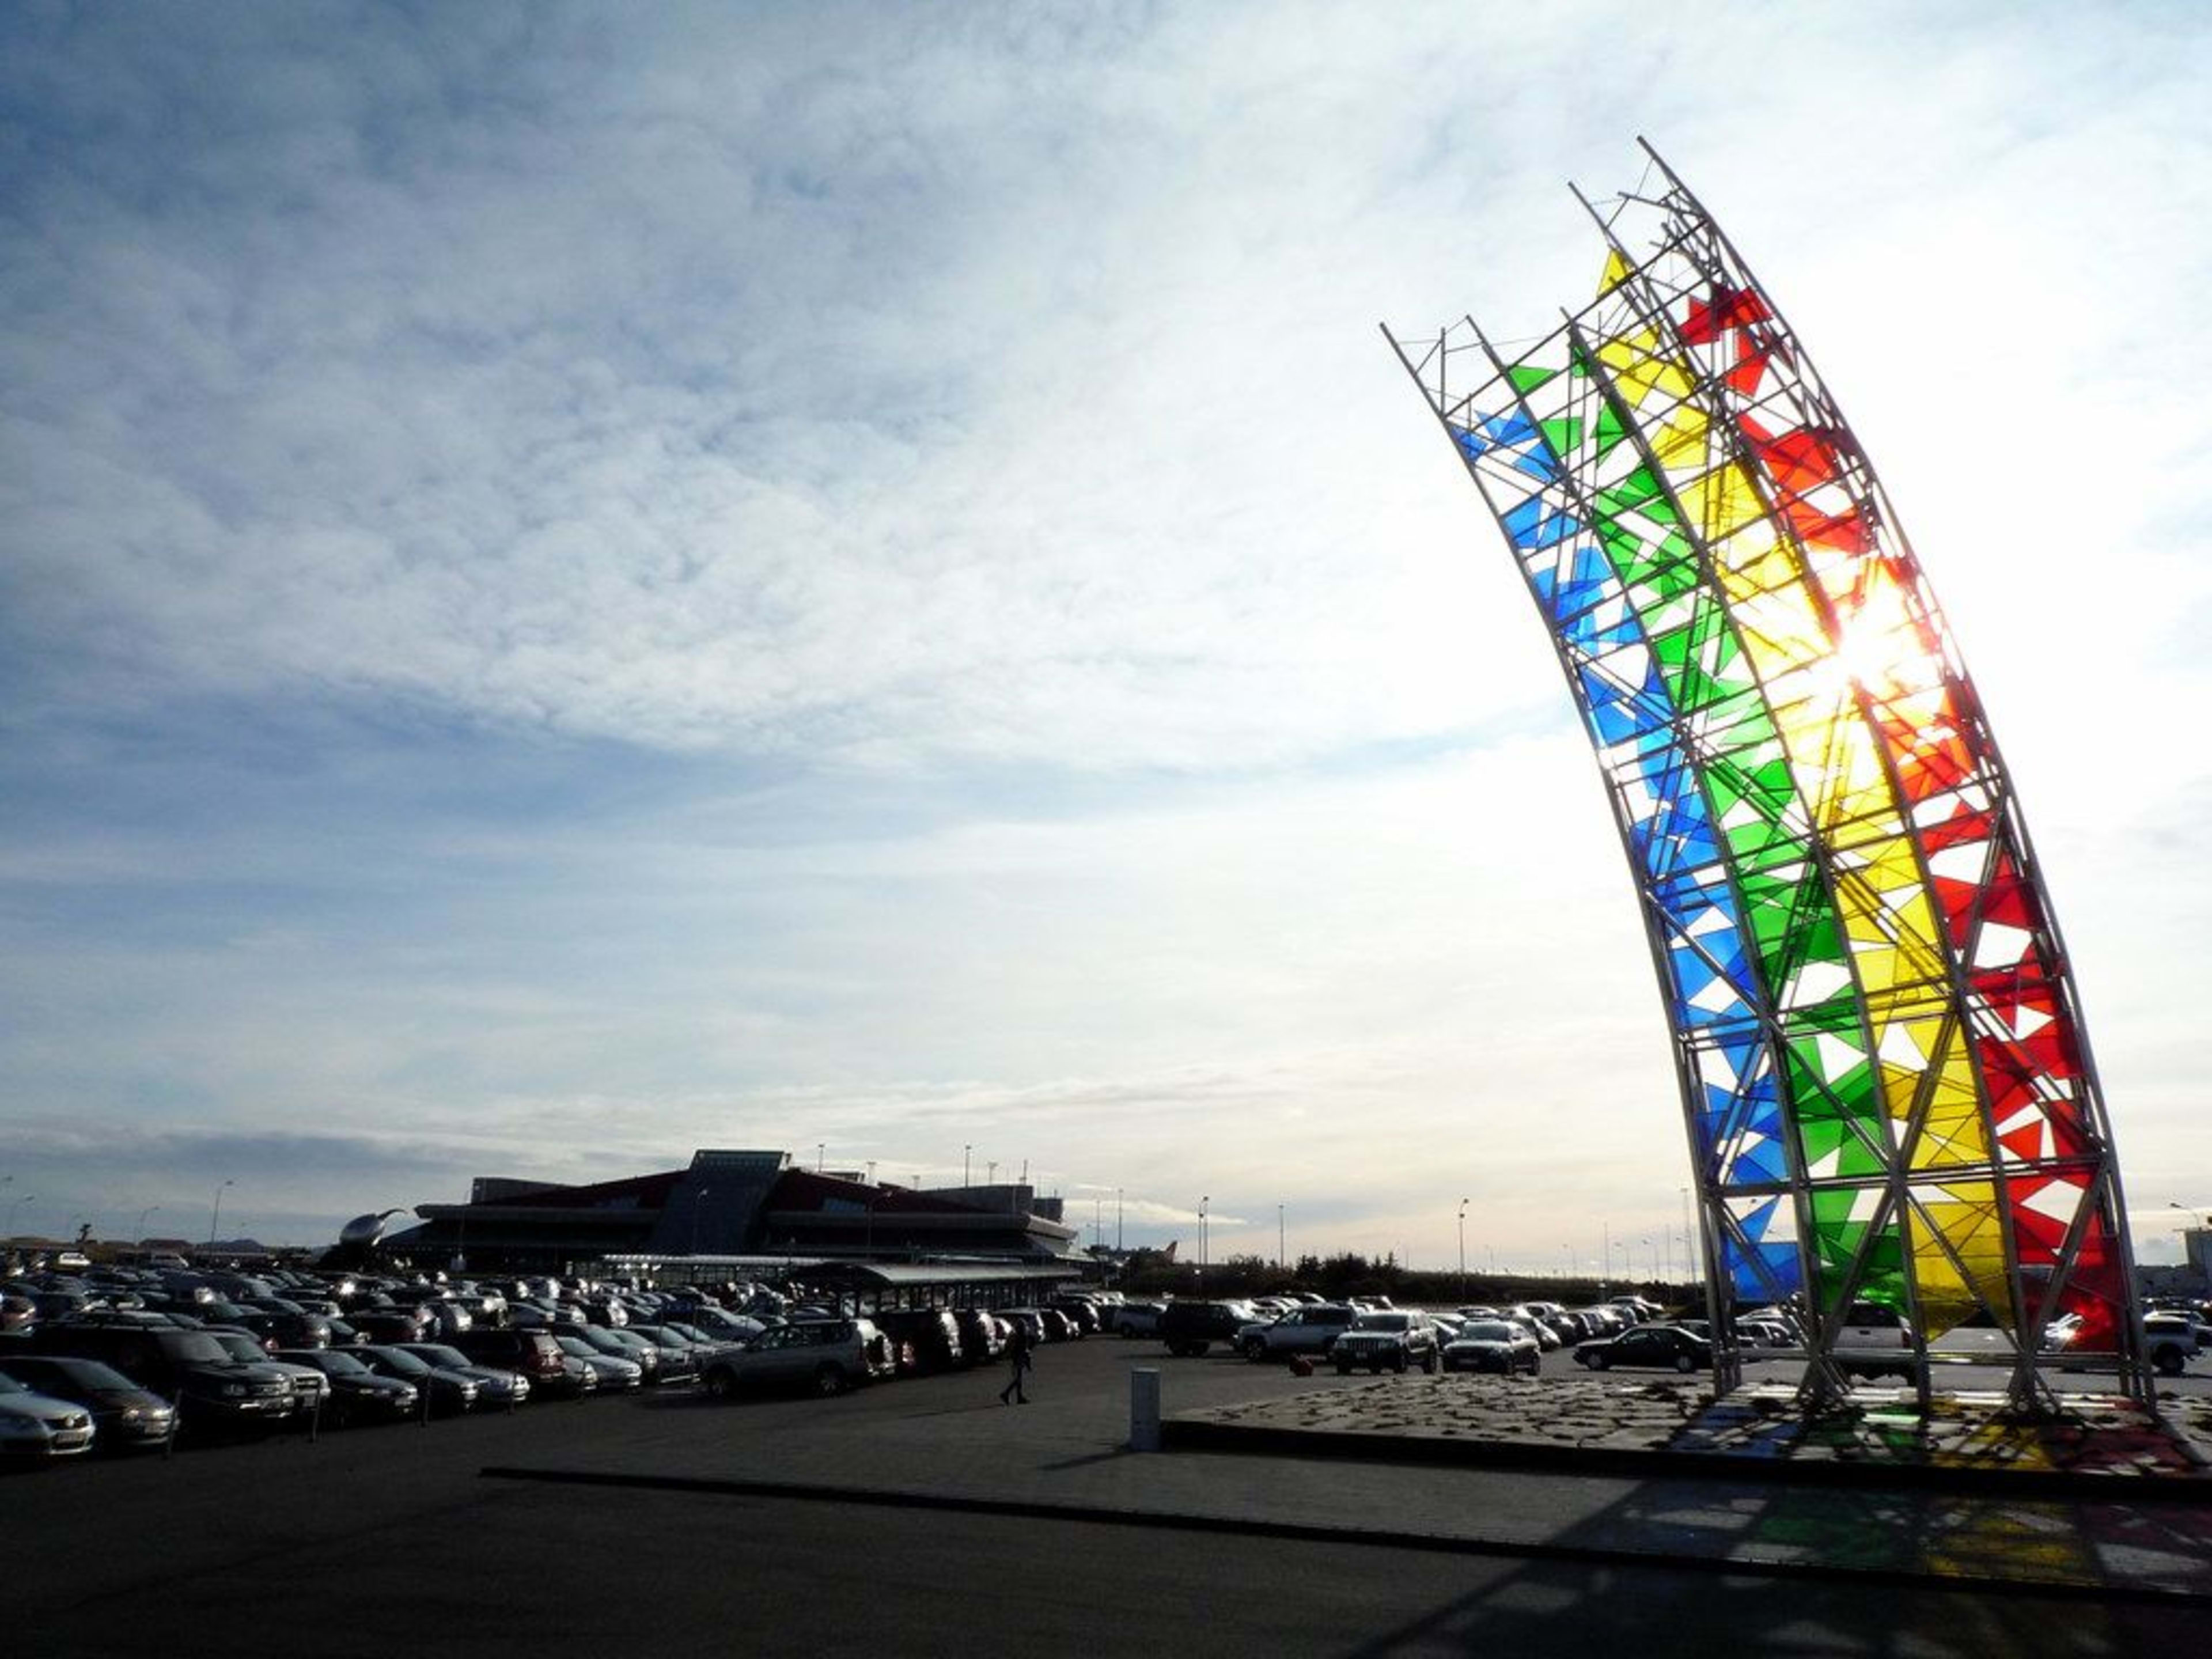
208,1179,233,1247
1199,1195,1209,1282
1116,1187,1123,1253
5,1192,34,1238
1277,1203,1285,1271
963,1145,971,1188
692,1188,711,1256
1457,1198,1469,1303
136,1204,160,1240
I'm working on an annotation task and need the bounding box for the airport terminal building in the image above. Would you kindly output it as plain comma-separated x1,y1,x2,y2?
384,1149,1086,1276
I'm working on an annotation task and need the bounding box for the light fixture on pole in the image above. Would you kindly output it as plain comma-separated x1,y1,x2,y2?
1199,1195,1210,1281
692,1187,711,1256
136,1204,160,1239
208,1179,233,1246
963,1145,971,1188
5,1191,34,1238
1277,1203,1285,1270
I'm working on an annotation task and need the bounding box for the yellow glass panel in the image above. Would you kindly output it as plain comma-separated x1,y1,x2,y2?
1599,249,1633,294
1649,406,1711,468
1683,460,1765,541
1912,1183,2013,1335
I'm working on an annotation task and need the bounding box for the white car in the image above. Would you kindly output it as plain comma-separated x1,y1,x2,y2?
0,1373,96,1460
1832,1301,1922,1382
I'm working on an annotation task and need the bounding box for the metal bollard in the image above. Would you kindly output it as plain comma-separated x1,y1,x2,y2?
1129,1366,1161,1452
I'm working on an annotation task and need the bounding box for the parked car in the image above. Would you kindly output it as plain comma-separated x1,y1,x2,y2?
872,1310,965,1376
0,1354,173,1449
672,1305,766,1345
1157,1300,1254,1358
698,1317,894,1399
2142,1313,2202,1377
1046,1295,1102,1335
355,1344,480,1414
452,1327,570,1392
395,1342,531,1406
1832,1302,1922,1382
31,1324,300,1431
276,1349,420,1425
950,1308,1007,1363
1331,1312,1441,1375
624,1324,706,1383
569,1325,658,1381
1109,1301,1165,1338
0,1372,95,1460
200,1328,329,1415
552,1334,643,1391
1573,1323,1713,1373
1442,1320,1542,1376
1237,1304,1357,1362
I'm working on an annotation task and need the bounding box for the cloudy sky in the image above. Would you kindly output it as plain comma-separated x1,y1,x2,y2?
3,2,2207,1269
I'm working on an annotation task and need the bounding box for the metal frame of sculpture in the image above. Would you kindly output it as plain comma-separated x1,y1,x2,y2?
1385,142,2150,1410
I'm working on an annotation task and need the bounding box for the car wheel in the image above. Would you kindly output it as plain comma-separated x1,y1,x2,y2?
1527,1357,1541,1377
704,1368,736,1400
1242,1338,1266,1362
1586,1352,1608,1370
1674,1354,1696,1374
1420,1353,1437,1374
2155,1349,2184,1377
1335,1361,1354,1376
813,1363,848,1397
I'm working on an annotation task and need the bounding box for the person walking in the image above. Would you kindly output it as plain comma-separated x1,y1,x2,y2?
998,1317,1034,1404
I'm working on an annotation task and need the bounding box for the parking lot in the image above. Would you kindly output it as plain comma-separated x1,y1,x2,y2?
10,1331,2205,1658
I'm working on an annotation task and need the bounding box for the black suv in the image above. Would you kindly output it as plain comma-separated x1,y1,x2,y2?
33,1323,300,1430
1157,1300,1252,1358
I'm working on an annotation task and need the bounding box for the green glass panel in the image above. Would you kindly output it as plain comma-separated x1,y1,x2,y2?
1508,363,1557,394
1540,416,1582,454
1594,403,1627,457
1596,467,1664,518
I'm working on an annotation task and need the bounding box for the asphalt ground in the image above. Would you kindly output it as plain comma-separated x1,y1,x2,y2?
8,1336,2207,1657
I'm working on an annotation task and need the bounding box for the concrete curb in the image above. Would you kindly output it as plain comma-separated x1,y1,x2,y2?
478,1463,2207,1604
1160,1416,2212,1505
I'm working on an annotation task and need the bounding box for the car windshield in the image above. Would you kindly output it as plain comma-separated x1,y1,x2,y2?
554,1337,593,1357
368,1349,430,1377
1352,1314,1410,1332
161,1332,237,1365
313,1351,372,1377
18,1358,132,1392
411,1345,470,1369
0,1373,28,1396
1461,1322,1517,1342
206,1333,266,1362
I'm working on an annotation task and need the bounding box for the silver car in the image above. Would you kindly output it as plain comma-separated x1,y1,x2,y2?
699,1318,893,1399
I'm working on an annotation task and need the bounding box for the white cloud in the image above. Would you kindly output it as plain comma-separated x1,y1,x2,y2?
2,2,2207,1262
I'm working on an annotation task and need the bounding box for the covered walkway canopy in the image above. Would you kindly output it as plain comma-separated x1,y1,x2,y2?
593,1255,1084,1311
